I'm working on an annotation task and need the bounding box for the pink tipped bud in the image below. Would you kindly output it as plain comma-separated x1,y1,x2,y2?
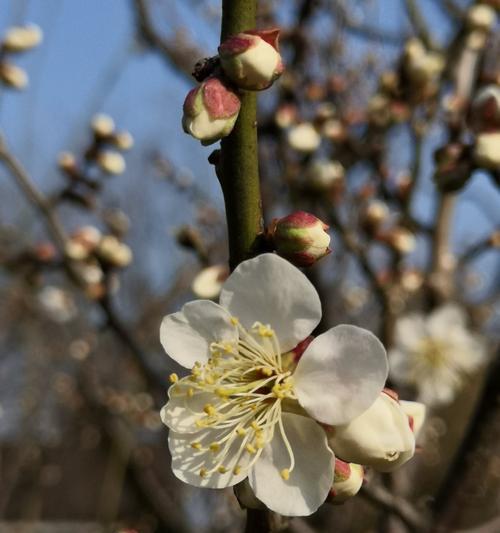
272,211,331,267
182,77,241,145
327,459,364,504
218,28,284,91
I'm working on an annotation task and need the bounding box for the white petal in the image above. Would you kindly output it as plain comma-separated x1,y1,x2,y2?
399,401,426,438
160,300,238,368
427,304,466,338
169,427,250,489
248,413,334,516
293,325,388,425
219,254,321,352
328,394,415,472
161,383,221,434
394,314,427,352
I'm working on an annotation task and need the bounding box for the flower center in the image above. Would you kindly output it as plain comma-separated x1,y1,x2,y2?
169,319,297,481
417,338,448,368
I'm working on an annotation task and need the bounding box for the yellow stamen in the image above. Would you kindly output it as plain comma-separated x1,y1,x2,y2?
191,442,202,450
200,468,208,478
281,468,290,480
168,373,179,383
209,442,220,452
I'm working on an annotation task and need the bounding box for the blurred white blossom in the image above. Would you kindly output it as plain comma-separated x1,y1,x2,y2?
389,304,488,406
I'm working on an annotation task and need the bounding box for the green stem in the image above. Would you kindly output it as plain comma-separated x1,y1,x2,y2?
219,0,263,271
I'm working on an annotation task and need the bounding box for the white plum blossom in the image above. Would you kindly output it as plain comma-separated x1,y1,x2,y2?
160,253,389,516
389,304,487,406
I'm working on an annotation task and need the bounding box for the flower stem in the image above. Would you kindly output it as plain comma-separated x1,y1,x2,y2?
219,0,263,271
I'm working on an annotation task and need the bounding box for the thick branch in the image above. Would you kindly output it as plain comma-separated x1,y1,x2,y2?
219,0,263,270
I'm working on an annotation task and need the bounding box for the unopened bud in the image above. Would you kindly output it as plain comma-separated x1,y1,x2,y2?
96,235,133,268
182,77,241,145
0,62,28,89
274,103,297,129
273,211,331,267
328,393,416,472
97,150,126,175
367,94,392,127
385,227,416,254
57,151,77,173
218,28,284,91
306,159,344,191
470,85,500,132
2,24,43,52
362,200,389,229
466,4,496,32
91,114,115,137
473,132,500,170
191,264,229,299
287,122,321,153
327,459,364,504
112,130,134,151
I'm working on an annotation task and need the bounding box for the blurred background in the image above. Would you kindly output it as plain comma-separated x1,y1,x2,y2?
0,0,499,532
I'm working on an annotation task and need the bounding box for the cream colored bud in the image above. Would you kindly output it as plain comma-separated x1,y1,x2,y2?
113,131,134,151
367,93,391,127
307,159,344,191
404,38,426,61
2,24,43,52
328,460,364,504
97,150,126,175
274,104,297,129
57,151,77,171
399,401,426,439
191,264,229,299
287,123,321,153
65,240,90,261
363,200,389,226
73,226,102,250
328,393,416,472
91,113,115,137
474,132,500,169
97,235,133,268
389,228,416,254
466,4,496,32
0,62,28,89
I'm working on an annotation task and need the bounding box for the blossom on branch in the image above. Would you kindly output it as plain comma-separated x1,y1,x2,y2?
182,77,241,145
218,28,284,91
160,253,390,516
389,304,487,406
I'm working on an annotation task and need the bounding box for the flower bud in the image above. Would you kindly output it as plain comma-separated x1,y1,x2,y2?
57,151,78,173
96,235,133,268
272,211,331,267
91,113,115,137
399,400,426,439
2,24,43,52
191,264,229,299
306,159,344,192
218,28,284,91
362,200,389,230
96,150,126,175
182,77,241,145
327,459,364,504
328,393,416,472
384,227,416,255
470,85,500,132
0,62,28,89
466,4,496,32
287,123,321,153
113,131,134,151
473,132,500,170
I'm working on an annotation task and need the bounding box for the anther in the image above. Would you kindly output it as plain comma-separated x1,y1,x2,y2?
280,468,290,480
233,465,242,475
218,466,228,474
168,373,179,383
236,427,247,437
199,468,208,478
204,404,217,416
230,316,239,325
191,442,202,450
209,442,220,452
246,444,256,454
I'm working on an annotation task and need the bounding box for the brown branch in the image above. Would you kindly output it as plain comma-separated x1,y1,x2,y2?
361,484,431,532
131,0,203,80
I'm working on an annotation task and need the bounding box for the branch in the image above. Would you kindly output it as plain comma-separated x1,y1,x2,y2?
219,0,263,270
361,484,431,532
0,133,163,394
131,0,202,80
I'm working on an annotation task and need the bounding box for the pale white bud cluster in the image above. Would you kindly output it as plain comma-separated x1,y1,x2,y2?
0,24,43,90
